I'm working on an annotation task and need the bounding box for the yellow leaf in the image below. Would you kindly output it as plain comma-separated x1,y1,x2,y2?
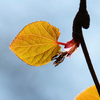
75,85,100,100
10,21,61,66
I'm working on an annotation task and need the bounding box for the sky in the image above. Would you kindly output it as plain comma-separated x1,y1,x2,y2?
1,0,100,100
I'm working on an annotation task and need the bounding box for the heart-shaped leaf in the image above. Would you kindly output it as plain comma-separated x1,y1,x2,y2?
10,21,61,66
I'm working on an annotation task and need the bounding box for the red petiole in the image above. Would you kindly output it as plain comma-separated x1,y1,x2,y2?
56,41,66,46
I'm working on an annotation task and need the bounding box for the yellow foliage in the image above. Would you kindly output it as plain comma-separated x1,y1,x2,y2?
10,21,61,66
75,85,100,100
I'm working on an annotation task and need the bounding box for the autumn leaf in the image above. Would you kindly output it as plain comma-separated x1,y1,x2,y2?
10,21,61,66
75,85,100,100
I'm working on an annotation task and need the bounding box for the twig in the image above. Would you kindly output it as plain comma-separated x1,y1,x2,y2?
79,32,100,96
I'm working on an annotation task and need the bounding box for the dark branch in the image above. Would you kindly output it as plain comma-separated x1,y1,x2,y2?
72,0,90,42
79,0,87,12
72,0,100,96
79,32,100,96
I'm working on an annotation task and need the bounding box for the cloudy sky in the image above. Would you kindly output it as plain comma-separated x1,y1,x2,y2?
1,0,100,100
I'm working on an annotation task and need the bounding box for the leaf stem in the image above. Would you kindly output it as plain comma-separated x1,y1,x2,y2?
56,41,66,46
79,33,100,96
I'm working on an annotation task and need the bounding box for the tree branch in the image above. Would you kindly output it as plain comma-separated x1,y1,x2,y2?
79,32,100,96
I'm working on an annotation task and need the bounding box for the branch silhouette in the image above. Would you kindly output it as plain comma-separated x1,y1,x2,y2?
73,0,100,96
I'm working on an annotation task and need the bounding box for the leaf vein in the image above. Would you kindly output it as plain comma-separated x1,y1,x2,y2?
22,44,56,59
38,22,55,40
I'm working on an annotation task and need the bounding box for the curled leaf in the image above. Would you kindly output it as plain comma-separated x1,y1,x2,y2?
10,21,61,66
75,85,100,100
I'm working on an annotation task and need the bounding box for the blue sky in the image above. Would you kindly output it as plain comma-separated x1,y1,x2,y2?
1,0,100,100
